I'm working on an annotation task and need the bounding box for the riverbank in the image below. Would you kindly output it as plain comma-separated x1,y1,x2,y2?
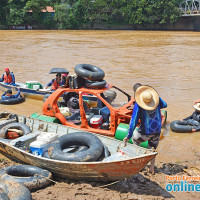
1,16,200,31
1,126,200,200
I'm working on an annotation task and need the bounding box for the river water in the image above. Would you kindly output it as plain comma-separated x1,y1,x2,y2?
0,30,200,162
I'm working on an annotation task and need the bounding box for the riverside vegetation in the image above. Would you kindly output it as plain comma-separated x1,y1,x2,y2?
0,0,183,29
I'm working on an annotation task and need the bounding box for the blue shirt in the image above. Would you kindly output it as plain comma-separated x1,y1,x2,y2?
1,72,15,85
1,89,20,100
127,97,167,139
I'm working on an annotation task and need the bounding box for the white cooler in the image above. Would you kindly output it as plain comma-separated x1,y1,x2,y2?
90,115,103,128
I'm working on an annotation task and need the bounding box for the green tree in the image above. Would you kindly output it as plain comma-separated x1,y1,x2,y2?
125,0,182,24
0,0,8,25
89,0,109,25
54,3,72,29
23,0,50,26
54,0,90,29
0,0,27,26
6,0,27,25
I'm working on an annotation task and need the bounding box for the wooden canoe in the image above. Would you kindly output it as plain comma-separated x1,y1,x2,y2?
0,112,157,182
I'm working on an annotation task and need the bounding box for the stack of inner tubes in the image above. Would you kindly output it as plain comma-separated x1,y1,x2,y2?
0,165,52,200
42,132,110,162
74,64,106,89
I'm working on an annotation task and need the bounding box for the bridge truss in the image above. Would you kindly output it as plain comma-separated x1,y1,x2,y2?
180,0,200,16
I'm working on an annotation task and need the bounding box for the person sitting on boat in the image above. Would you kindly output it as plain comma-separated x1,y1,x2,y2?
0,68,16,86
182,102,200,132
123,83,167,174
1,88,20,100
45,73,63,91
61,73,68,85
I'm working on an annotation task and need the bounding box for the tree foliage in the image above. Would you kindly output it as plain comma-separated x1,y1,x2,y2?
125,0,182,24
0,0,184,29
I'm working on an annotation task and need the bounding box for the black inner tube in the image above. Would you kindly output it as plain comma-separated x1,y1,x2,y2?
0,96,25,105
0,165,52,190
0,122,31,139
47,132,104,162
75,64,105,81
82,65,96,72
170,120,193,133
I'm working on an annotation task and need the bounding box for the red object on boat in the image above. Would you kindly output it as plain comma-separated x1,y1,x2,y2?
90,115,103,128
6,131,20,139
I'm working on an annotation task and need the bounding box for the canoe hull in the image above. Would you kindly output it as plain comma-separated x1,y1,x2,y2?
0,82,52,100
0,142,156,182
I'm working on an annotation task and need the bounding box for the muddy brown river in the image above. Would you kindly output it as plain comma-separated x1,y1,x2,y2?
0,30,200,162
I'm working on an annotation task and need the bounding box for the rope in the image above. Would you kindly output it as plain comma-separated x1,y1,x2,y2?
34,174,125,188
99,179,126,188
34,174,40,187
191,167,200,172
34,174,59,184
183,167,200,176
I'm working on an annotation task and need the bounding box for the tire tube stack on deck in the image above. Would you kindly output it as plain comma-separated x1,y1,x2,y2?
74,64,106,89
43,132,109,162
0,165,52,190
0,96,25,105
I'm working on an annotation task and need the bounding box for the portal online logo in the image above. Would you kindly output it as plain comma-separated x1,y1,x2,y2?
165,175,200,192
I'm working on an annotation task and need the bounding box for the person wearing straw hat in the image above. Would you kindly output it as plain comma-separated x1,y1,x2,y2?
123,83,167,174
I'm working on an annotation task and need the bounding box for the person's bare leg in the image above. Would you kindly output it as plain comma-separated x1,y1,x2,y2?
149,157,156,174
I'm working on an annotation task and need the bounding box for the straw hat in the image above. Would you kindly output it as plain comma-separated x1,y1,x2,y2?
135,85,159,110
193,103,200,111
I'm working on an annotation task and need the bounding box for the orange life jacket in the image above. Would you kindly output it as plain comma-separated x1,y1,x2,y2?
52,79,60,90
4,73,13,83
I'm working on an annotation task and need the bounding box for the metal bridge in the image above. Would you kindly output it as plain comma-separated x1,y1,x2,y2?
180,0,200,16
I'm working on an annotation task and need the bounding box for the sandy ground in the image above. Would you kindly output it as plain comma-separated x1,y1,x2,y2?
0,126,200,200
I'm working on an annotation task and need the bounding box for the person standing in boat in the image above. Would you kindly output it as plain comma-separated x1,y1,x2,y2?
0,68,16,86
45,73,63,91
123,83,167,174
1,88,20,100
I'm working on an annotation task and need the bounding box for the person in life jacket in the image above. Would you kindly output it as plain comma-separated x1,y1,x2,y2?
0,68,16,85
45,73,63,91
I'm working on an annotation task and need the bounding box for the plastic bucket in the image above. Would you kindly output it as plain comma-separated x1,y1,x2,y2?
25,81,42,89
115,123,148,148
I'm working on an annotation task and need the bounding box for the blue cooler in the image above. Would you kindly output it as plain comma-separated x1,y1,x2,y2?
30,140,47,156
99,107,110,122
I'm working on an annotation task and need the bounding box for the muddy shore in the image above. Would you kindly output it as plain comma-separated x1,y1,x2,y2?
1,125,200,200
